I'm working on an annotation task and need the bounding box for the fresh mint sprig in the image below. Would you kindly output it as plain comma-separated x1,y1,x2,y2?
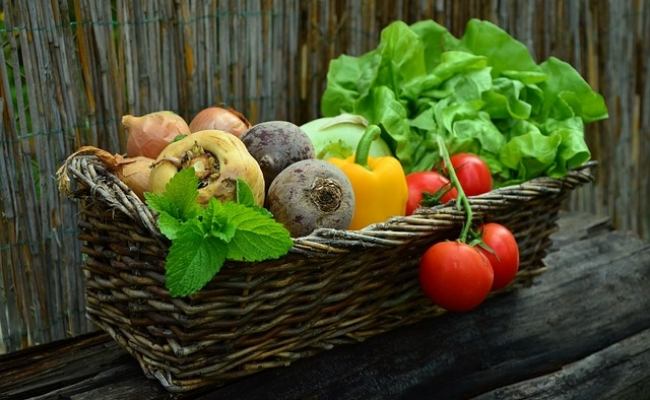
145,169,292,297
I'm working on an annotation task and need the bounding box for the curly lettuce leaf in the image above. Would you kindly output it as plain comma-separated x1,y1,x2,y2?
409,20,462,70
542,117,591,177
320,18,607,183
539,57,608,123
482,78,532,120
357,86,437,172
500,129,562,179
321,51,381,116
460,19,541,77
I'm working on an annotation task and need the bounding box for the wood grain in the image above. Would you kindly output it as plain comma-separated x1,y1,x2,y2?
474,328,650,400
0,0,647,353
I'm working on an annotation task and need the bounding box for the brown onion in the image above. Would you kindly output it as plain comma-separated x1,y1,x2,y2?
57,146,153,200
124,111,191,159
115,156,154,199
188,107,252,137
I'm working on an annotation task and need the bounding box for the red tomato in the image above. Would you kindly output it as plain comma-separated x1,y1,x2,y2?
449,153,493,196
419,241,494,312
478,223,520,290
405,172,458,215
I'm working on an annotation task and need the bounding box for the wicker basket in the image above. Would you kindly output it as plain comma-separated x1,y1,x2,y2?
58,154,595,392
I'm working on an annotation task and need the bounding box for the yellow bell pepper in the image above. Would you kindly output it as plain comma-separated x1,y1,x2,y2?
328,125,408,230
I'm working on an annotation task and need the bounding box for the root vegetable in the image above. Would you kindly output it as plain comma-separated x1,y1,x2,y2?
267,159,355,237
150,130,265,205
115,156,154,199
241,121,315,193
189,107,251,137
56,146,153,199
124,111,191,159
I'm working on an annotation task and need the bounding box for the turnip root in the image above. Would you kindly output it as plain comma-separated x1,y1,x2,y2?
124,111,191,159
150,130,265,205
241,121,315,193
267,159,354,237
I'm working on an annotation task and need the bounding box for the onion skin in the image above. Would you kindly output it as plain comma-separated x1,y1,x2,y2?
150,130,265,205
57,145,152,199
115,156,154,199
124,111,191,159
188,107,251,137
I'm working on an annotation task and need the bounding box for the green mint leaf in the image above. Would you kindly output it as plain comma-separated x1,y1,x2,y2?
157,211,184,240
144,191,174,216
202,199,237,242
145,168,201,221
255,206,275,218
165,221,227,297
173,134,188,142
236,179,256,207
235,179,274,217
162,168,202,219
221,202,292,262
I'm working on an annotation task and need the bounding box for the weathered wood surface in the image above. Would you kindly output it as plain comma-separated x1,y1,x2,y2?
0,212,648,400
475,328,650,400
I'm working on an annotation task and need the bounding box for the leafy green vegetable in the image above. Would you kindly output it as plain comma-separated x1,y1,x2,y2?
538,57,608,123
460,19,541,77
409,20,461,70
146,169,293,297
144,168,201,221
320,18,608,184
165,222,227,297
236,179,256,207
144,168,202,240
223,202,293,262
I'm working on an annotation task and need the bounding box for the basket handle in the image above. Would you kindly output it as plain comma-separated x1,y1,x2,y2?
57,152,162,238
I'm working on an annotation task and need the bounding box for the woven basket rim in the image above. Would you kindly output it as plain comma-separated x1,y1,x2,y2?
57,154,596,255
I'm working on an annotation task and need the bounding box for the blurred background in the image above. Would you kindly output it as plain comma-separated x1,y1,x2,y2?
0,0,647,353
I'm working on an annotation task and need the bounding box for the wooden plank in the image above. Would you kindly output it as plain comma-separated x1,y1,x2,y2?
548,211,611,250
474,328,650,400
0,333,129,400
67,375,169,400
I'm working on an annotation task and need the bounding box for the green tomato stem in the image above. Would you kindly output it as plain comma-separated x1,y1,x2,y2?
436,135,472,243
354,124,381,168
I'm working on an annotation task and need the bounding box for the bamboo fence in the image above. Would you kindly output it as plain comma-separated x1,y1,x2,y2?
0,0,647,353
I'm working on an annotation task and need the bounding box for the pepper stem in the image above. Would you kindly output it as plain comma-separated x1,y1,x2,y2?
436,135,473,243
354,124,381,168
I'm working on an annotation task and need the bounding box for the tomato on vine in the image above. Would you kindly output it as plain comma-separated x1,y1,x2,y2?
418,138,501,313
477,223,520,290
419,241,494,312
448,153,492,196
405,171,458,215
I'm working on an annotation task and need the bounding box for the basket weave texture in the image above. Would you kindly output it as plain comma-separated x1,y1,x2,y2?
59,154,595,392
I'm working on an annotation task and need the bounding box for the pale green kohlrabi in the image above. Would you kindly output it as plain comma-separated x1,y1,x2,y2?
300,113,392,160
